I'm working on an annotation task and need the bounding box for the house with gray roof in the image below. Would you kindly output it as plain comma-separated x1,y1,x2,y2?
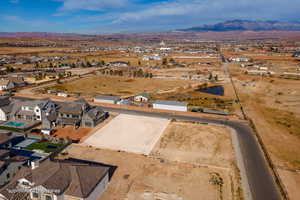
0,97,12,121
56,99,107,127
0,159,110,200
0,79,14,91
153,100,188,112
10,99,56,122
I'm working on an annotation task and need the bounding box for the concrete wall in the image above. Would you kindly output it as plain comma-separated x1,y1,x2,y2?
153,104,187,112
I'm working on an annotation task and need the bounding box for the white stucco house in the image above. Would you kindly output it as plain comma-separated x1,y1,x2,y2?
134,93,150,102
11,99,56,121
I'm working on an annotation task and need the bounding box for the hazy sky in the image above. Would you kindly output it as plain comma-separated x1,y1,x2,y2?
0,0,299,33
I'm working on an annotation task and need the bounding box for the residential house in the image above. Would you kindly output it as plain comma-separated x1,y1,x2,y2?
0,97,12,121
56,99,107,127
0,155,28,186
8,77,26,88
0,159,110,200
0,79,15,91
11,99,56,122
134,93,150,102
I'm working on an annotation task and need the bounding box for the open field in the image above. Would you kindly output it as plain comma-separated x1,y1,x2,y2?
151,82,241,115
233,73,300,200
84,114,170,155
49,75,196,96
0,47,74,55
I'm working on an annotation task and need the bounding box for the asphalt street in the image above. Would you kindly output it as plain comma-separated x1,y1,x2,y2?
101,106,282,200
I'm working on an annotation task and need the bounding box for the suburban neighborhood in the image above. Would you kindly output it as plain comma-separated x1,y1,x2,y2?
0,3,300,199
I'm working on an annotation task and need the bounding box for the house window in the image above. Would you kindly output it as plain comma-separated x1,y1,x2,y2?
22,181,29,186
32,192,39,198
45,195,52,200
35,109,39,112
36,116,40,120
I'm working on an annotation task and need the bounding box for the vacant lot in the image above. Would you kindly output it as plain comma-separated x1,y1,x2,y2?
50,75,195,96
52,126,93,141
233,74,300,200
84,114,170,155
151,121,235,168
60,142,241,200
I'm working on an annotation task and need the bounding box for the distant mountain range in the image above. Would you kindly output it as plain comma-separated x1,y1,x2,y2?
179,20,300,32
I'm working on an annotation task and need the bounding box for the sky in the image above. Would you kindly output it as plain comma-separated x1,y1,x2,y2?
0,0,299,34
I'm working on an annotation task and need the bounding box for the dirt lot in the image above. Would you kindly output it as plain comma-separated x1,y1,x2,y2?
58,122,242,200
84,114,170,155
151,121,235,168
49,75,196,96
233,73,300,199
52,126,92,141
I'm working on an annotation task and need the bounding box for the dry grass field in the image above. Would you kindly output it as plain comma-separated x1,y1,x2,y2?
0,47,74,55
233,75,300,200
50,75,195,96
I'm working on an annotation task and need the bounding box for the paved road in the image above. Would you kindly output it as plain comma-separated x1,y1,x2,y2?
13,97,281,200
100,106,282,200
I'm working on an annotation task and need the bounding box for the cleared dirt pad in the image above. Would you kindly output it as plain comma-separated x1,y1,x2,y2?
60,145,237,200
52,126,92,141
151,121,235,168
84,114,170,155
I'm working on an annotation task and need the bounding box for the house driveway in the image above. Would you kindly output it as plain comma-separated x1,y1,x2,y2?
83,114,170,155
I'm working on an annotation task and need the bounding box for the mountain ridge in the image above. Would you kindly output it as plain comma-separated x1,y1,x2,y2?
179,20,300,32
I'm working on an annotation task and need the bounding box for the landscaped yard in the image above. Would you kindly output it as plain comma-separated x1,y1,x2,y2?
25,141,64,153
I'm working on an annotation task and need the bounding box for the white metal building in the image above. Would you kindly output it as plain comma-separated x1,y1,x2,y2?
94,95,121,104
153,100,188,112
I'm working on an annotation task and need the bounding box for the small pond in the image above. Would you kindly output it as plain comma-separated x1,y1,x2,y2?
195,86,224,96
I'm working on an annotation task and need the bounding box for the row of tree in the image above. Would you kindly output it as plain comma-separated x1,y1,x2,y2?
100,68,153,78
